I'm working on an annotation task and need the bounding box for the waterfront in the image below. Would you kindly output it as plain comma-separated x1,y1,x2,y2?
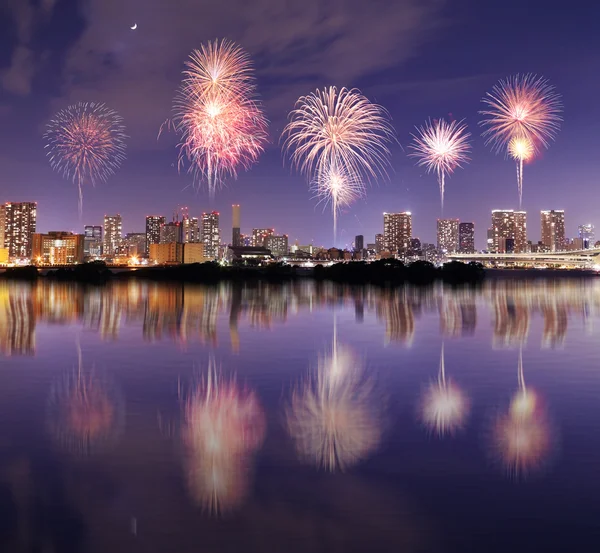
0,280,599,551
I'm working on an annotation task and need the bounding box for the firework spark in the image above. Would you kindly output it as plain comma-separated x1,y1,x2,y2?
171,39,268,197
508,136,534,204
480,74,562,207
44,102,127,215
182,362,265,514
285,323,381,472
409,118,471,212
419,344,470,436
282,86,394,241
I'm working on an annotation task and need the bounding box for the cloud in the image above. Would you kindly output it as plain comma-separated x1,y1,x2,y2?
1,0,57,95
56,0,446,147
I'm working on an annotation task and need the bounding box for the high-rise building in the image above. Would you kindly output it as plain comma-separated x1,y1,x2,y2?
160,221,182,244
146,215,166,255
32,232,84,265
4,202,37,259
514,211,527,253
459,222,475,253
124,233,147,257
182,215,200,243
383,212,412,254
266,235,289,257
202,212,220,259
437,219,460,253
355,235,364,252
541,210,565,252
252,228,274,248
578,223,594,249
84,225,103,257
0,204,5,249
375,233,384,253
103,214,122,257
232,204,242,247
486,228,494,251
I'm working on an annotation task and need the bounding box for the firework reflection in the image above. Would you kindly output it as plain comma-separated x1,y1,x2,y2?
419,344,470,436
490,349,555,478
182,361,265,514
286,323,381,472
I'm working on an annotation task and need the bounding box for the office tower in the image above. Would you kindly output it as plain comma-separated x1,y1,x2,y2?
202,211,220,259
375,233,384,253
459,222,475,253
160,221,182,244
181,216,200,243
487,228,494,251
514,211,527,253
103,214,122,256
437,219,460,253
32,232,84,265
355,235,364,252
408,238,422,257
578,223,594,249
124,233,147,257
4,202,37,259
232,204,242,246
491,210,527,253
540,210,565,252
252,228,274,247
383,212,412,254
83,225,102,257
265,235,289,257
146,215,166,254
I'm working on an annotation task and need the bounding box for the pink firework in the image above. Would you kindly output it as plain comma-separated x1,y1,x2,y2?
409,118,471,212
172,40,268,197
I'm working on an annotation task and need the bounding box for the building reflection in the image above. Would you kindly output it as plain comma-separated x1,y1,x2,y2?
1,279,600,355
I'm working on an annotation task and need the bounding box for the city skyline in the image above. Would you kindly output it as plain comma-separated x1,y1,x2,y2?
0,1,598,249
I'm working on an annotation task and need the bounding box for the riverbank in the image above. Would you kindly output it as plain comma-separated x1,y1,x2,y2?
0,259,485,285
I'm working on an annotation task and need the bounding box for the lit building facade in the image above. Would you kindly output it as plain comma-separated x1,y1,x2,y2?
3,202,37,259
541,210,565,252
491,210,526,253
0,205,5,249
146,215,166,255
182,216,200,243
252,228,274,247
383,212,412,254
232,204,242,246
265,235,289,257
160,221,182,244
579,224,595,249
32,232,84,265
202,212,220,259
84,225,102,257
149,242,183,264
124,233,147,257
459,222,475,253
437,219,459,253
375,233,384,253
183,243,206,264
103,214,122,257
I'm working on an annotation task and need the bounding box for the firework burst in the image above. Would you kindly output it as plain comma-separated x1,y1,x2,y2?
480,74,562,207
171,39,268,197
282,86,394,241
44,102,127,215
409,118,471,212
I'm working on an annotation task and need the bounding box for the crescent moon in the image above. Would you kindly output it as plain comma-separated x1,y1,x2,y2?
130,23,137,30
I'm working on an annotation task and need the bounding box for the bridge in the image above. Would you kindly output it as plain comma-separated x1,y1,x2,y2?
447,248,600,269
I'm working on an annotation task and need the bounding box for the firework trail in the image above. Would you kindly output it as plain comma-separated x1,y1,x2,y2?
182,360,265,514
285,318,381,471
508,136,534,207
409,118,471,212
171,39,268,197
419,343,470,436
282,86,394,242
480,74,562,207
44,102,127,216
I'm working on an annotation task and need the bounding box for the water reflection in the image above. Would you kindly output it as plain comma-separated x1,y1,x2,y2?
419,344,470,436
46,345,124,455
490,349,555,478
182,359,266,514
286,319,382,471
2,279,600,355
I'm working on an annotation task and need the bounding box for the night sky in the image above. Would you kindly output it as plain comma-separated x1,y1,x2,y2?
0,0,598,249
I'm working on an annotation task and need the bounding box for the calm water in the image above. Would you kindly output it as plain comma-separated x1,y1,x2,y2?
0,279,599,552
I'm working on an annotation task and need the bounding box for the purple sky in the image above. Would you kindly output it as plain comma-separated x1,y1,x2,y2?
0,0,598,249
